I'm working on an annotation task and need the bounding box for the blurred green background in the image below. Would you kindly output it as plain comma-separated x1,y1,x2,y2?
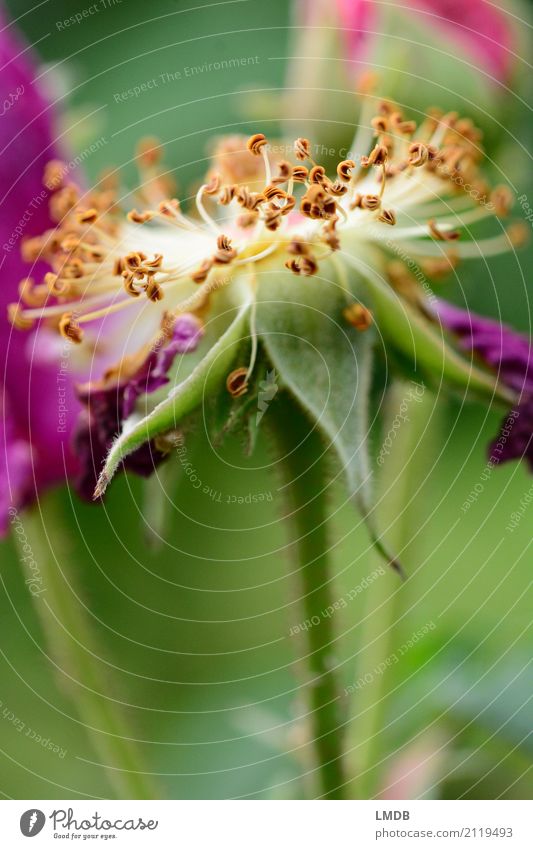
1,0,531,799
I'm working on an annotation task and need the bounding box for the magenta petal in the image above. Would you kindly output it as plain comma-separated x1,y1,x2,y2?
490,400,533,472
0,397,33,534
0,11,82,531
435,299,533,472
434,300,533,394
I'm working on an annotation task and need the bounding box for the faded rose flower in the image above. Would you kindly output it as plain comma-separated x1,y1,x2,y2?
9,108,523,499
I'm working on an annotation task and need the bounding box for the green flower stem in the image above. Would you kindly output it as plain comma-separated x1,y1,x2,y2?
16,494,157,799
269,397,345,799
347,551,399,800
346,382,434,798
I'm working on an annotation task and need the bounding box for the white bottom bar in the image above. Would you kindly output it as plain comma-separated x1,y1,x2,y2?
1,799,530,847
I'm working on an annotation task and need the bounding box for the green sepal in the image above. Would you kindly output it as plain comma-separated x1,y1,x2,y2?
255,266,402,573
205,346,274,456
347,258,515,407
256,266,373,499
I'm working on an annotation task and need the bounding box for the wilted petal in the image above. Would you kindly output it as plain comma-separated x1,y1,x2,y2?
435,299,533,470
434,299,533,394
490,398,533,471
74,314,204,498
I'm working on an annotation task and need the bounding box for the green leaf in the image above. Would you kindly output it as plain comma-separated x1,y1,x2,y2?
95,282,253,497
427,651,532,752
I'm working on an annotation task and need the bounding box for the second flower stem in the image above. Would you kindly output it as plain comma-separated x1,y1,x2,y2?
16,495,157,799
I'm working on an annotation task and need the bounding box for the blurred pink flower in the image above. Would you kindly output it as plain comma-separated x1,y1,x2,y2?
336,0,513,81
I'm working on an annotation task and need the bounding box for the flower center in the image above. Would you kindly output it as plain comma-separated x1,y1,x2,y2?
9,100,524,356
